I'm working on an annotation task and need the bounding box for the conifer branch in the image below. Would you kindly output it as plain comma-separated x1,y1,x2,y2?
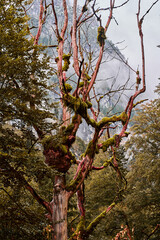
1,157,52,215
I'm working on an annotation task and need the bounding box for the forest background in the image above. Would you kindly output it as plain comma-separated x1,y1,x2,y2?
0,0,160,240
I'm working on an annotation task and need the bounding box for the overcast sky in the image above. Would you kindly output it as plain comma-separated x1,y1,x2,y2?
69,0,160,99
99,0,160,99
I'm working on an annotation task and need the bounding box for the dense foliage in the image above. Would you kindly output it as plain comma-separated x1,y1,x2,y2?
0,1,57,239
123,88,160,240
81,87,160,240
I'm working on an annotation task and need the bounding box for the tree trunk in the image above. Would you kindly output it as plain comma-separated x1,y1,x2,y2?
52,175,68,240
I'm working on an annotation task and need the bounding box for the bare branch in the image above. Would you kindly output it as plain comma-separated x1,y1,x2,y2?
72,0,80,76
141,0,159,23
86,0,115,96
51,0,60,39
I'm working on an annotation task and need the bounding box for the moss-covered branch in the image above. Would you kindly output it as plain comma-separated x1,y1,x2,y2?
68,216,86,240
85,203,115,236
84,140,99,158
63,94,128,132
100,135,117,152
69,203,116,239
62,53,71,71
97,26,106,46
65,169,82,191
103,156,114,167
63,94,97,128
97,112,128,129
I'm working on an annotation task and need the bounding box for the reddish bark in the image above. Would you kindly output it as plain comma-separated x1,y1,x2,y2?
23,1,159,239
52,175,69,240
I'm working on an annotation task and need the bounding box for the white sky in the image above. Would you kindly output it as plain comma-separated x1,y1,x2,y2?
70,0,160,99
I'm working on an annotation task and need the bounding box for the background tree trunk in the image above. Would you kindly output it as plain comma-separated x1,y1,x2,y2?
52,175,68,240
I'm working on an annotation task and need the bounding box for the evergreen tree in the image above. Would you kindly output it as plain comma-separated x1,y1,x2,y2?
123,86,160,239
0,1,57,238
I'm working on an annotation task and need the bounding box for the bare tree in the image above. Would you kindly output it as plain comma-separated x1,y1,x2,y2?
20,0,159,239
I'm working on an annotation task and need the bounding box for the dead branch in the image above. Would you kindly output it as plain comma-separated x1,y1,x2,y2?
72,0,80,76
51,0,61,39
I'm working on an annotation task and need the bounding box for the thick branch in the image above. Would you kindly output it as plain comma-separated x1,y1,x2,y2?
61,0,68,39
57,0,68,88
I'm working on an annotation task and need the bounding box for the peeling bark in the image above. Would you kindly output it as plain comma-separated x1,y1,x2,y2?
52,175,69,240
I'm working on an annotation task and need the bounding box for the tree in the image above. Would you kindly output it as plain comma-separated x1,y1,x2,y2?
83,88,160,240
1,0,159,239
123,88,160,239
0,0,57,238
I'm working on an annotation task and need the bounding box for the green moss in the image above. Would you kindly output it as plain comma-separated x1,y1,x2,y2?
98,112,128,129
66,170,82,191
86,210,106,233
119,111,128,125
103,156,113,167
79,81,84,88
63,94,88,117
61,135,69,145
102,136,116,152
68,216,86,240
60,123,76,145
41,135,55,150
63,95,97,128
76,216,85,231
86,203,115,234
86,118,97,128
60,144,68,155
136,76,141,84
62,54,71,72
86,100,92,108
72,114,78,123
85,140,98,158
70,152,76,164
65,123,75,134
84,73,91,81
64,83,72,93
97,26,106,46
60,126,66,132
42,135,69,154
